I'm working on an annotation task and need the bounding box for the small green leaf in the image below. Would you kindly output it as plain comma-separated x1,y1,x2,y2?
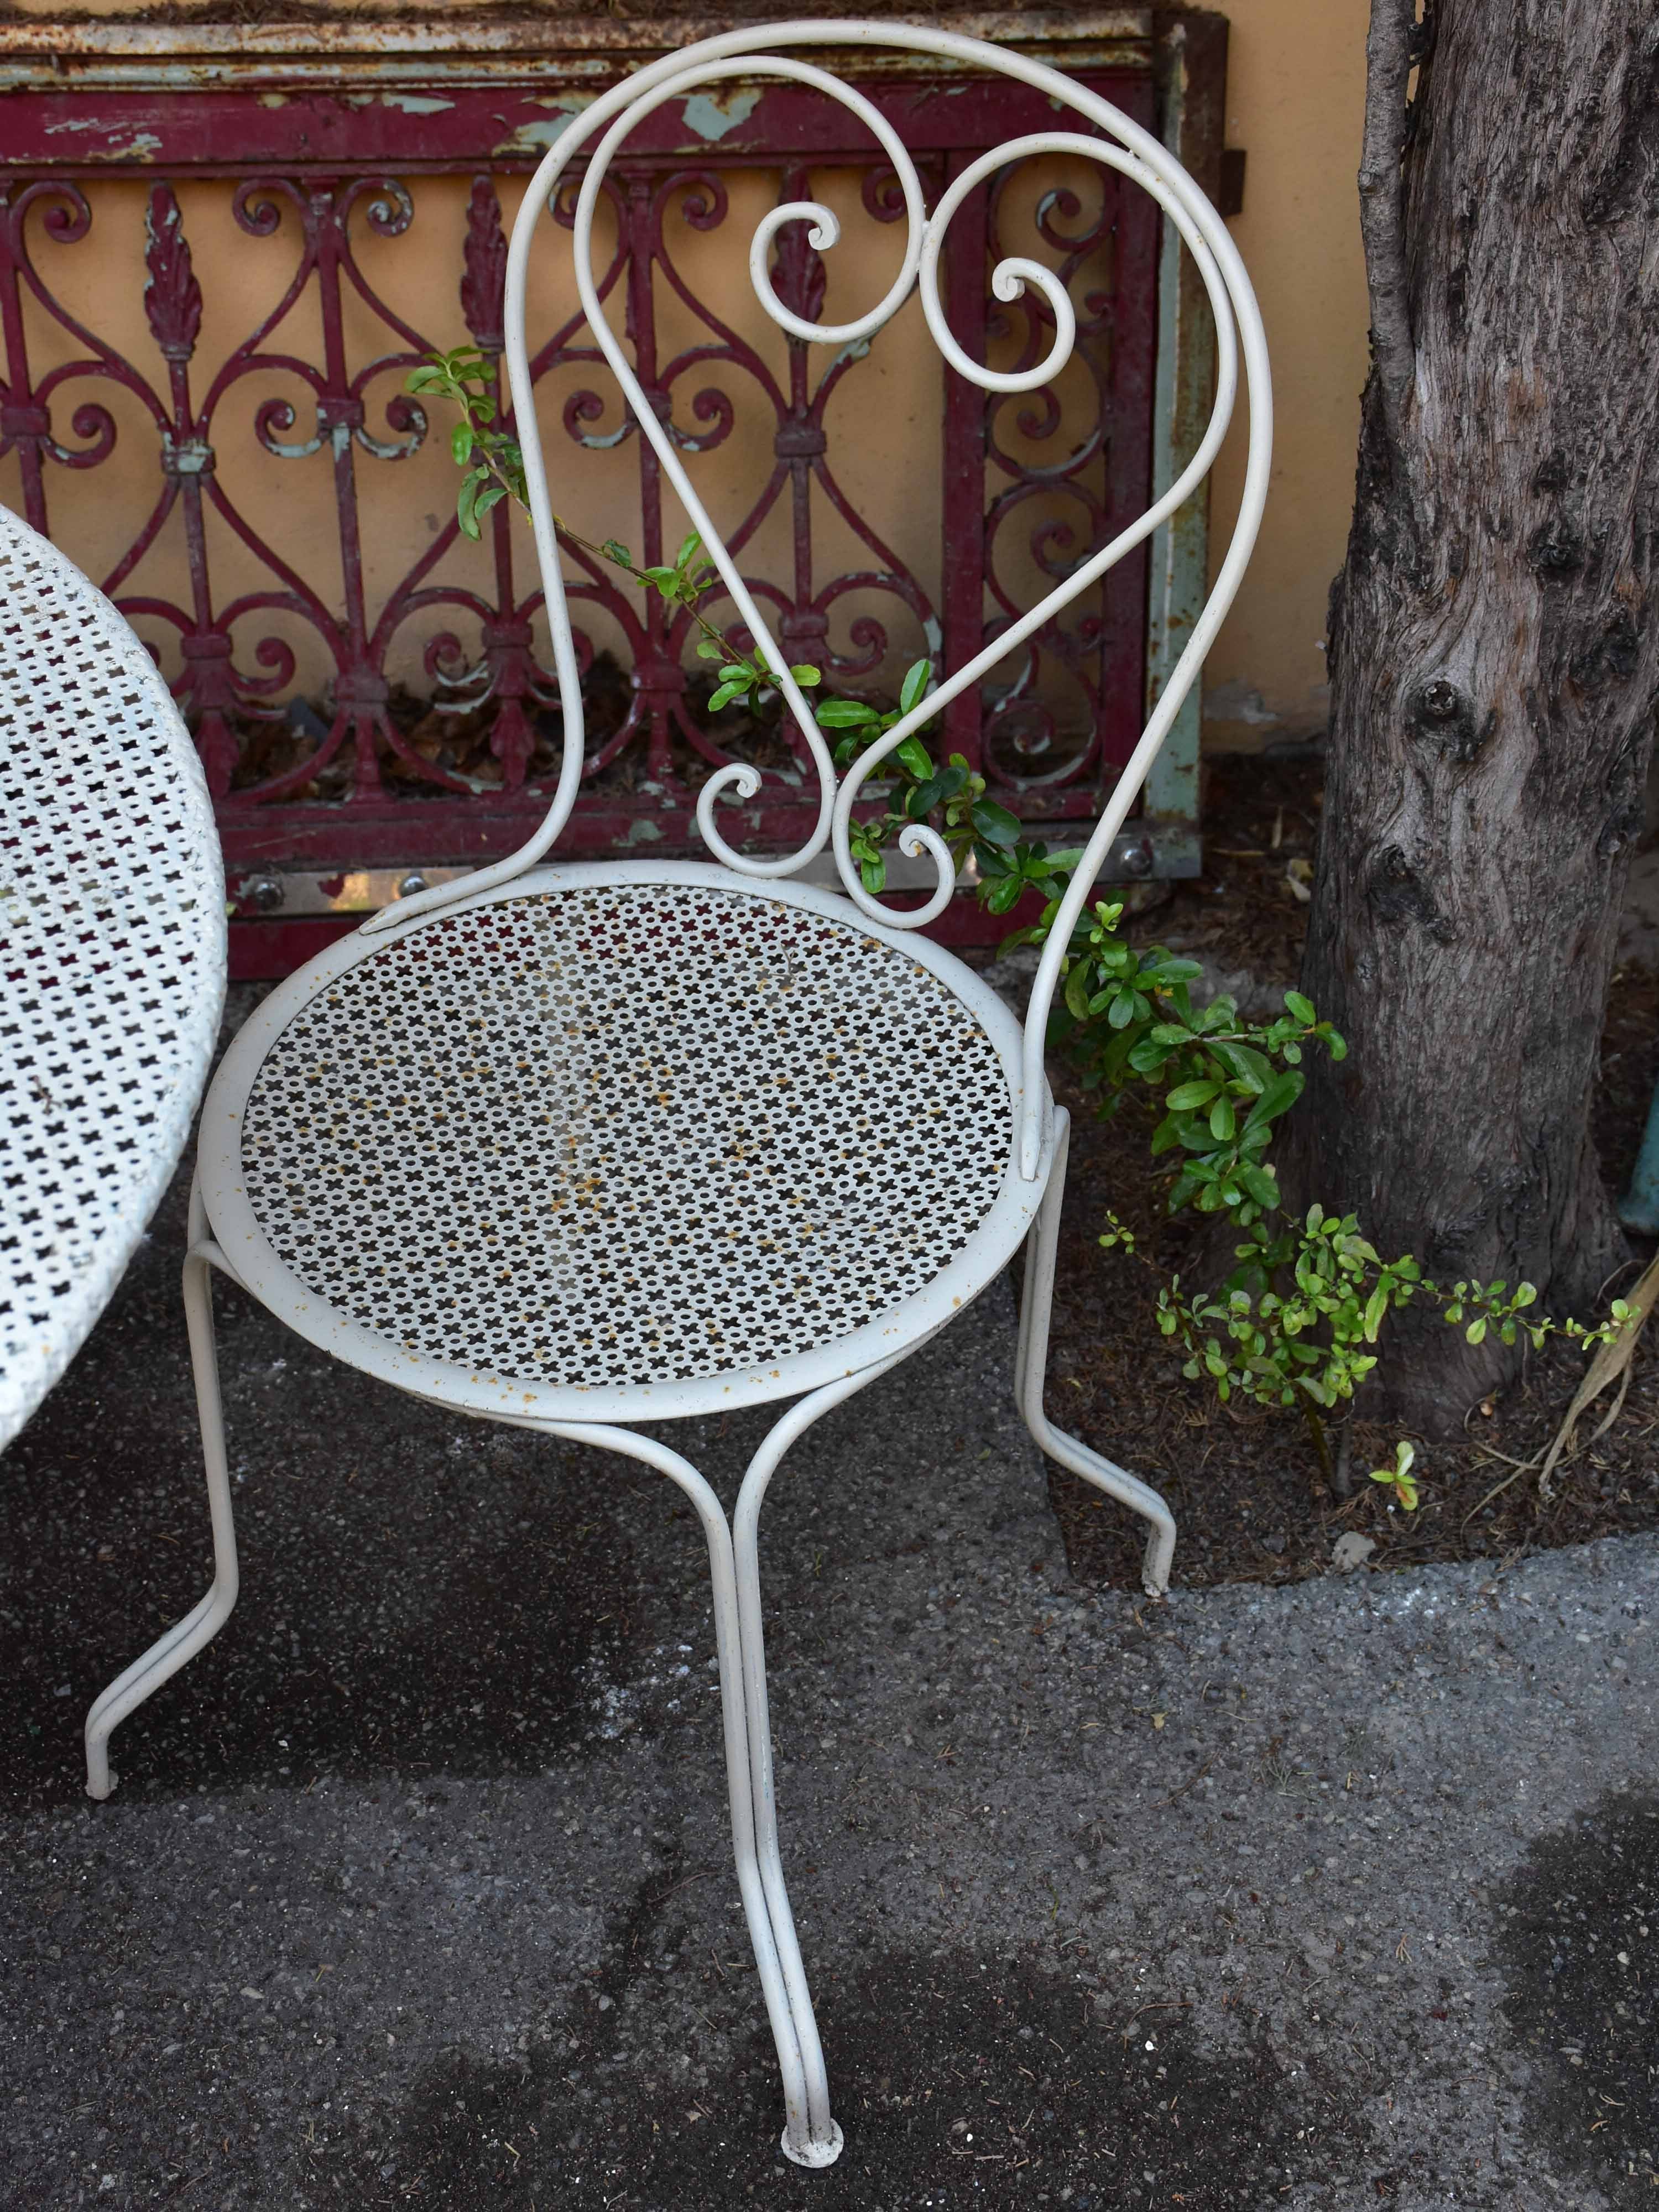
970,799,1022,849
1142,958,1204,988
789,664,822,687
1237,1164,1280,1208
1165,1080,1220,1112
707,682,744,712
1284,989,1317,1024
817,699,879,728
1210,1040,1273,1092
899,658,932,714
895,737,934,781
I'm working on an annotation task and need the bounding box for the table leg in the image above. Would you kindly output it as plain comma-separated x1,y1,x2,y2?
85,1208,241,1798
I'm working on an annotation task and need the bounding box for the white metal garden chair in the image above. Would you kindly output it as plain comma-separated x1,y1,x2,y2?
84,20,1270,2169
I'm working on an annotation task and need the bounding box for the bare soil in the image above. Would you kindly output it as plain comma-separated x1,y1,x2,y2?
1039,753,1659,1591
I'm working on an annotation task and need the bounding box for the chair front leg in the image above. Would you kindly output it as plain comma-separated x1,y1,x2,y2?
727,1355,913,2167
85,1181,242,1799
1017,1107,1177,1597
547,1418,842,2170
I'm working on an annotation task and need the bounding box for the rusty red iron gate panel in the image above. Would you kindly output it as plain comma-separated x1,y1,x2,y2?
0,23,1193,974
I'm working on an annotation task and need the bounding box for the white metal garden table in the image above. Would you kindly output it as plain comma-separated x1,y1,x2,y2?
81,18,1271,2172
0,507,225,1452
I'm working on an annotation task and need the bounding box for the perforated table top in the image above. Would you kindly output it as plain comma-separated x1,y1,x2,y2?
237,882,1014,1390
0,508,225,1448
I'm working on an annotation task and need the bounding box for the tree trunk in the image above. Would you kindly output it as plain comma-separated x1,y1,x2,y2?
1295,0,1659,1434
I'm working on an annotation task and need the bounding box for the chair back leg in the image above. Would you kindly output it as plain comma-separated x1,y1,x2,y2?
1015,1110,1178,1597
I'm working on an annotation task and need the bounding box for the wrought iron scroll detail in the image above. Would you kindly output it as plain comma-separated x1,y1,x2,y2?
459,36,1250,947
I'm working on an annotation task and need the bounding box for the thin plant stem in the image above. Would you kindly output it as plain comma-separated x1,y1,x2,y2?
466,416,760,678
1302,1400,1334,1488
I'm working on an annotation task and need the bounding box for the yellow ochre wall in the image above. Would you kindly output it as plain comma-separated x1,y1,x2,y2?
1204,0,1371,747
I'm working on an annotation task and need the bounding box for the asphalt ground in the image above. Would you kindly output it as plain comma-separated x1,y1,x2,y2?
3,1013,1657,2210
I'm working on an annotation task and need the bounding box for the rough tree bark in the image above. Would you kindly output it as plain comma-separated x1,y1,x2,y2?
1295,0,1659,1433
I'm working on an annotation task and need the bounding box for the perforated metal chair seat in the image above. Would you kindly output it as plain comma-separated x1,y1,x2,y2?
200,867,1041,1422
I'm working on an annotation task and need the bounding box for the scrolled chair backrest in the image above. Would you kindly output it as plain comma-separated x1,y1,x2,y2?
370,18,1272,1181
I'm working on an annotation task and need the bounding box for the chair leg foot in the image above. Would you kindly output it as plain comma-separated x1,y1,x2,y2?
1022,1411,1177,1597
781,2119,844,2169
85,1243,239,1799
1142,1511,1177,1600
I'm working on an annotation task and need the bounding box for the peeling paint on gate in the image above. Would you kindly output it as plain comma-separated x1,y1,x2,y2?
43,116,163,162
365,92,457,117
680,87,763,144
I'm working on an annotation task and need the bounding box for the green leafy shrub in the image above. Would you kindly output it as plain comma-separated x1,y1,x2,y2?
1033,893,1628,1497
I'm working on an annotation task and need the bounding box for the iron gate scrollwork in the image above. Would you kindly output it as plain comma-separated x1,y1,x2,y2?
0,26,1205,969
